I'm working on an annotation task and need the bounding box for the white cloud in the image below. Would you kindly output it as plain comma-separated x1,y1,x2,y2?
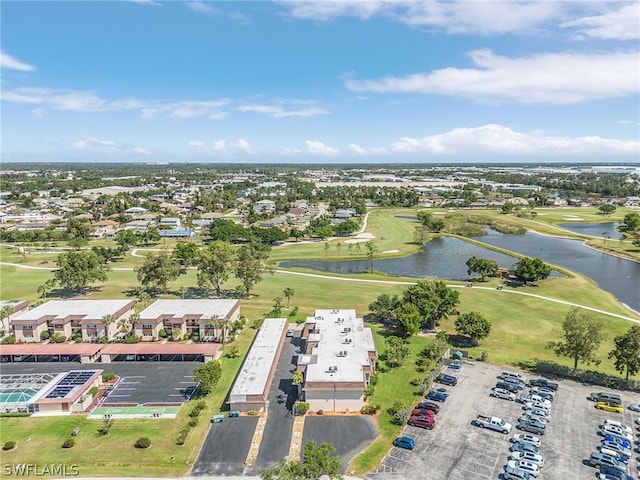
348,143,367,154
344,49,639,104
385,124,639,156
131,0,162,6
1,51,36,72
561,4,640,40
186,1,219,15
616,120,633,125
281,1,564,35
31,108,45,118
305,140,340,156
188,138,253,155
71,136,151,155
236,103,328,118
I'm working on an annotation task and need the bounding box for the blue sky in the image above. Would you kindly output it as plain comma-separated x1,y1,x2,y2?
1,1,639,163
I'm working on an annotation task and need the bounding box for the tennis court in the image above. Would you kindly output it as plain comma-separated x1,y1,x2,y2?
89,403,181,419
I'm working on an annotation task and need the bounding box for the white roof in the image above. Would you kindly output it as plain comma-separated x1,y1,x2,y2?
12,300,133,321
140,299,238,320
229,318,287,402
303,309,376,384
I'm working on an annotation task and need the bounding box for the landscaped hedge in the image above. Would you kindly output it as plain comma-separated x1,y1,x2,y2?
3,441,16,451
536,361,640,393
134,437,151,449
62,438,75,449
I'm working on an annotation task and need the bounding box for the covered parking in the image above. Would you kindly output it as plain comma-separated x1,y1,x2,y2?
0,344,103,364
100,343,221,362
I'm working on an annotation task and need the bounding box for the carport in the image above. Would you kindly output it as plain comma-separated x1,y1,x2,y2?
0,344,103,363
100,343,221,362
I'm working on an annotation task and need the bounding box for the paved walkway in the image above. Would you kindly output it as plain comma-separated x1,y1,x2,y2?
243,413,268,467
287,415,306,462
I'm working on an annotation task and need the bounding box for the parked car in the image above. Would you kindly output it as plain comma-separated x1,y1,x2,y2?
393,436,415,450
598,466,633,480
589,452,626,472
431,387,450,397
509,451,544,467
598,446,629,464
600,424,633,441
509,442,540,455
530,385,555,396
426,390,447,402
407,415,436,430
603,420,633,434
602,439,632,457
627,403,640,412
449,360,461,369
436,373,458,386
516,421,545,435
503,376,526,390
597,401,624,413
527,378,559,390
497,382,520,394
528,388,554,402
411,408,435,418
490,388,516,401
603,434,632,450
415,401,440,414
518,414,548,426
521,408,550,421
502,465,535,480
506,460,539,477
589,392,622,405
510,433,541,448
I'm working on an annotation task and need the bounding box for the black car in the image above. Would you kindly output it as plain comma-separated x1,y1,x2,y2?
436,373,458,386
415,401,440,414
496,381,519,393
527,378,559,391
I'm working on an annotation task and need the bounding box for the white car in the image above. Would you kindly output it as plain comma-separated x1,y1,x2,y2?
509,452,544,467
506,460,540,478
519,413,548,425
491,388,516,401
601,424,633,441
510,434,541,448
522,407,551,421
521,399,552,410
603,419,632,435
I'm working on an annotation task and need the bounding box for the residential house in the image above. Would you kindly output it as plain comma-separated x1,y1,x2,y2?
0,300,29,338
253,200,276,214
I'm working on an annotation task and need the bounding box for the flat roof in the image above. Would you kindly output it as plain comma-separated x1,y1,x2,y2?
139,299,239,320
0,300,28,312
228,318,287,403
11,299,135,323
36,370,103,404
303,309,376,384
101,343,221,355
0,344,103,355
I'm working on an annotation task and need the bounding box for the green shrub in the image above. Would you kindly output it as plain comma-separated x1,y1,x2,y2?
360,404,379,415
289,306,299,316
40,331,50,340
1,336,16,344
410,377,424,386
159,329,167,338
364,384,375,399
247,409,258,416
188,418,198,428
50,332,66,343
98,336,108,344
74,335,83,343
183,333,191,341
296,402,310,415
102,373,116,382
134,437,151,449
89,386,99,397
124,335,139,343
3,441,16,451
62,438,75,449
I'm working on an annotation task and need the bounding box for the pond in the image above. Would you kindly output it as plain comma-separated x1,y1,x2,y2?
280,237,561,281
279,230,640,313
558,222,621,238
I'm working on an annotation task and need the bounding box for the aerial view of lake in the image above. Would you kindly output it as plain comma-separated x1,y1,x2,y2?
558,222,621,238
280,230,639,313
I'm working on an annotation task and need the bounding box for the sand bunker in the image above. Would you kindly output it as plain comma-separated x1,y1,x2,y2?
344,238,371,244
383,249,399,254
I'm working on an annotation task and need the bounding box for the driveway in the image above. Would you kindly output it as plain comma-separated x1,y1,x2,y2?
190,416,259,476
247,328,300,473
303,416,378,473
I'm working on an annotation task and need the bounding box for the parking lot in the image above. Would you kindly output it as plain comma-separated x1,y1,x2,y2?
370,361,640,479
0,361,200,404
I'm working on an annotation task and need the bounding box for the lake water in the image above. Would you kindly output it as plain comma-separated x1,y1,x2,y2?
558,222,621,238
280,230,640,312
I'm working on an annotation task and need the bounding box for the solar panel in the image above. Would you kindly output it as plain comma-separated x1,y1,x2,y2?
44,371,97,399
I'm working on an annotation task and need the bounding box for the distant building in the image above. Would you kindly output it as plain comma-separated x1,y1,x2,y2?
298,309,377,412
253,199,276,214
159,217,181,229
0,300,29,338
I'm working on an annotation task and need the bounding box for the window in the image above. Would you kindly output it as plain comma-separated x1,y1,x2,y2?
23,325,34,337
142,324,153,329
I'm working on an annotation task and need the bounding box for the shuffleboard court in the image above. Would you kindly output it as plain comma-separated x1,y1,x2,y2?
89,403,181,419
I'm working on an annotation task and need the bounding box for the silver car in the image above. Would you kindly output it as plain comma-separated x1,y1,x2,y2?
490,387,516,401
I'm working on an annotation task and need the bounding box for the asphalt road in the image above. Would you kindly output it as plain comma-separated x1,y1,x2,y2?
303,416,378,473
247,330,300,473
190,416,259,476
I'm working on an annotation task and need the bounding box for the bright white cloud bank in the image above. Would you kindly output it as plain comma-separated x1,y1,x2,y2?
561,4,640,40
344,50,639,104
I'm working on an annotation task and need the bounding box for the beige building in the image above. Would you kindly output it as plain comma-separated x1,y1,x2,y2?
298,309,377,412
0,300,29,339
10,300,136,343
228,318,287,412
136,299,240,341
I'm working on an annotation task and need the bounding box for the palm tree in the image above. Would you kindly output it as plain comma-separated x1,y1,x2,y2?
273,296,284,310
0,305,13,338
138,291,151,308
101,314,115,340
128,313,140,336
207,315,224,342
283,287,295,309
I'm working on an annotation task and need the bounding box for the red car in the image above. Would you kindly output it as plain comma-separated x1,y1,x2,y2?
412,408,436,417
408,415,436,430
